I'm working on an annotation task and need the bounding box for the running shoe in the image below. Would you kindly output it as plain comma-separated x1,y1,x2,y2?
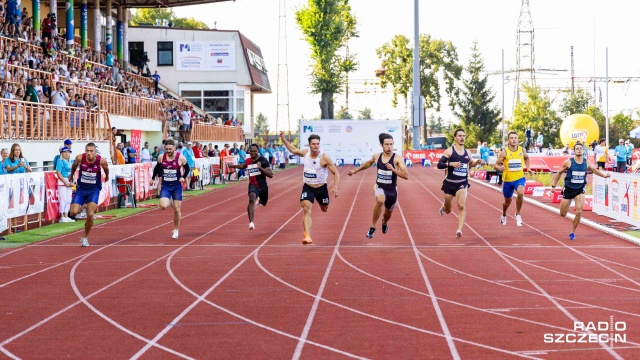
366,227,376,239
249,222,255,230
500,215,507,225
456,230,463,239
80,238,89,247
382,223,389,234
515,214,523,227
569,232,576,240
302,232,313,245
172,230,179,239
439,205,445,216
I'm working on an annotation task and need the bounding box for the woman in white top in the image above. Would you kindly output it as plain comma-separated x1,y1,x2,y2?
280,131,340,245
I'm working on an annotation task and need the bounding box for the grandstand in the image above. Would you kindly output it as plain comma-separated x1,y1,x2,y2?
0,0,259,168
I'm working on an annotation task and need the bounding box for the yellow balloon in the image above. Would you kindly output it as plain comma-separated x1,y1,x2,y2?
560,114,600,147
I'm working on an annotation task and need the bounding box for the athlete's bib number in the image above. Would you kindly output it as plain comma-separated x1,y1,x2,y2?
377,169,393,184
452,163,468,177
571,171,586,184
80,172,97,184
247,164,260,177
163,169,177,181
507,159,523,172
304,167,317,179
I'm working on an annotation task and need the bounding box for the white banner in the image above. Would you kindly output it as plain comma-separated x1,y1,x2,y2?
176,42,235,71
592,172,640,227
0,172,46,229
298,120,403,164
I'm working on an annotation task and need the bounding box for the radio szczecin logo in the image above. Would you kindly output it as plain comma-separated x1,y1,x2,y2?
544,317,627,345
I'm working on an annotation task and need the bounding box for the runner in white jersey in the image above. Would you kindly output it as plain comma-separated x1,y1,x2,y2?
280,131,340,245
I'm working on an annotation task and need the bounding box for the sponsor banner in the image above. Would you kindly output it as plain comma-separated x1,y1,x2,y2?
176,42,236,71
223,156,237,175
0,173,46,223
299,120,403,164
45,172,60,221
131,129,142,163
404,150,446,164
0,176,7,232
593,172,640,226
134,163,152,200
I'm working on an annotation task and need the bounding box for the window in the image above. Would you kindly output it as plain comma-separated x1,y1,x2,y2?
157,41,173,66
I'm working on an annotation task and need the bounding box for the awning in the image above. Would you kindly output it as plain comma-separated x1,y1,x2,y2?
630,125,640,138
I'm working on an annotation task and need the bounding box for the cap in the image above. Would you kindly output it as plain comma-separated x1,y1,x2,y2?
60,146,72,153
187,142,193,145
64,139,72,145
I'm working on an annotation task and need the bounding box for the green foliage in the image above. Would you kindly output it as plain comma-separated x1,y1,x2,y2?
376,34,462,111
584,106,606,143
295,0,358,119
558,89,592,118
335,105,353,119
610,112,638,145
254,112,270,143
131,9,208,29
358,107,373,119
512,84,562,148
453,41,501,146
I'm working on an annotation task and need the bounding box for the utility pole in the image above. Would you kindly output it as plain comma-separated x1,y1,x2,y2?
411,0,423,150
276,0,291,141
514,0,536,108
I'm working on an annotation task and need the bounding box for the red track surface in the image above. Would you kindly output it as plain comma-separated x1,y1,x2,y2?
1,165,639,359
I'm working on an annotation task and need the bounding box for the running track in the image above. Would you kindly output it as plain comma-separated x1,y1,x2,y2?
0,165,639,359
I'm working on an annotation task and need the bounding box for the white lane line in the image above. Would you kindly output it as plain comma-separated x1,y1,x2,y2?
413,172,624,359
291,174,365,360
397,202,460,360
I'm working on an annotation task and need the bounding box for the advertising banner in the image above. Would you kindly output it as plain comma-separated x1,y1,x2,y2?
130,129,142,163
403,149,446,164
299,120,403,164
45,172,60,221
176,42,236,71
593,172,640,226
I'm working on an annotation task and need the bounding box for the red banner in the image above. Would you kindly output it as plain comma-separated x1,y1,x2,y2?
223,156,236,175
403,150,446,164
134,163,152,200
98,173,111,208
45,172,60,221
131,129,142,163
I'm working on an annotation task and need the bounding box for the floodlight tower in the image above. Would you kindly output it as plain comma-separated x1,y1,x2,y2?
514,0,536,108
276,0,291,140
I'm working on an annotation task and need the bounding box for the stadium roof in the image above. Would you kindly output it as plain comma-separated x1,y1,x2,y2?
115,0,233,8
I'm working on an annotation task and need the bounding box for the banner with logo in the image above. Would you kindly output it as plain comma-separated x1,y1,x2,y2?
0,173,46,221
403,150,446,164
45,172,60,221
176,42,236,71
0,176,7,232
593,172,640,227
134,163,152,200
299,120,403,164
131,129,142,163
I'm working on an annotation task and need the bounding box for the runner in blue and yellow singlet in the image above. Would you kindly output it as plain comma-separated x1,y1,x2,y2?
493,131,532,227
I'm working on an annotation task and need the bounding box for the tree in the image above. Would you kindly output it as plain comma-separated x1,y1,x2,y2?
335,105,353,119
559,89,592,118
358,107,373,119
254,112,270,145
131,9,208,29
376,34,462,112
511,84,562,148
453,41,500,147
584,105,607,143
610,112,637,145
295,0,358,119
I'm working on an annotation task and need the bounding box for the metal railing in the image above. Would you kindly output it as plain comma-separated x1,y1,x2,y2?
191,123,244,143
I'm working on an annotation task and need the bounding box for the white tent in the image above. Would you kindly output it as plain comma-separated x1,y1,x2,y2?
630,125,640,138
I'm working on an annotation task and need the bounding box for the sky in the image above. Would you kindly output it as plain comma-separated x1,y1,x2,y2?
173,0,640,133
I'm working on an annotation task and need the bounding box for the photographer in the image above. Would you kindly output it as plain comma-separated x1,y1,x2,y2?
42,13,55,40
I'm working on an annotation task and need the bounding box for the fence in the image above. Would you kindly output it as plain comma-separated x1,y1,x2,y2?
0,157,230,235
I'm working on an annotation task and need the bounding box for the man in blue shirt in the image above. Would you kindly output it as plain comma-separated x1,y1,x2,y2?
152,70,161,95
479,142,491,164
615,139,628,173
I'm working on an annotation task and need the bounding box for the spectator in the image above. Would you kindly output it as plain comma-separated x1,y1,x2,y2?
52,138,73,169
151,146,159,162
237,144,247,178
0,148,9,174
525,126,533,152
55,146,75,222
180,107,192,142
594,139,608,170
152,70,160,94
536,132,544,153
615,139,628,173
124,141,137,164
626,140,634,166
140,142,152,163
480,142,490,164
182,142,196,189
230,143,238,155
220,143,234,182
23,77,38,102
4,143,32,173
50,82,69,106
192,141,202,158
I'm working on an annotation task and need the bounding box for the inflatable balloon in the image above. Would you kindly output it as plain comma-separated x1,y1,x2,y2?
560,114,599,148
